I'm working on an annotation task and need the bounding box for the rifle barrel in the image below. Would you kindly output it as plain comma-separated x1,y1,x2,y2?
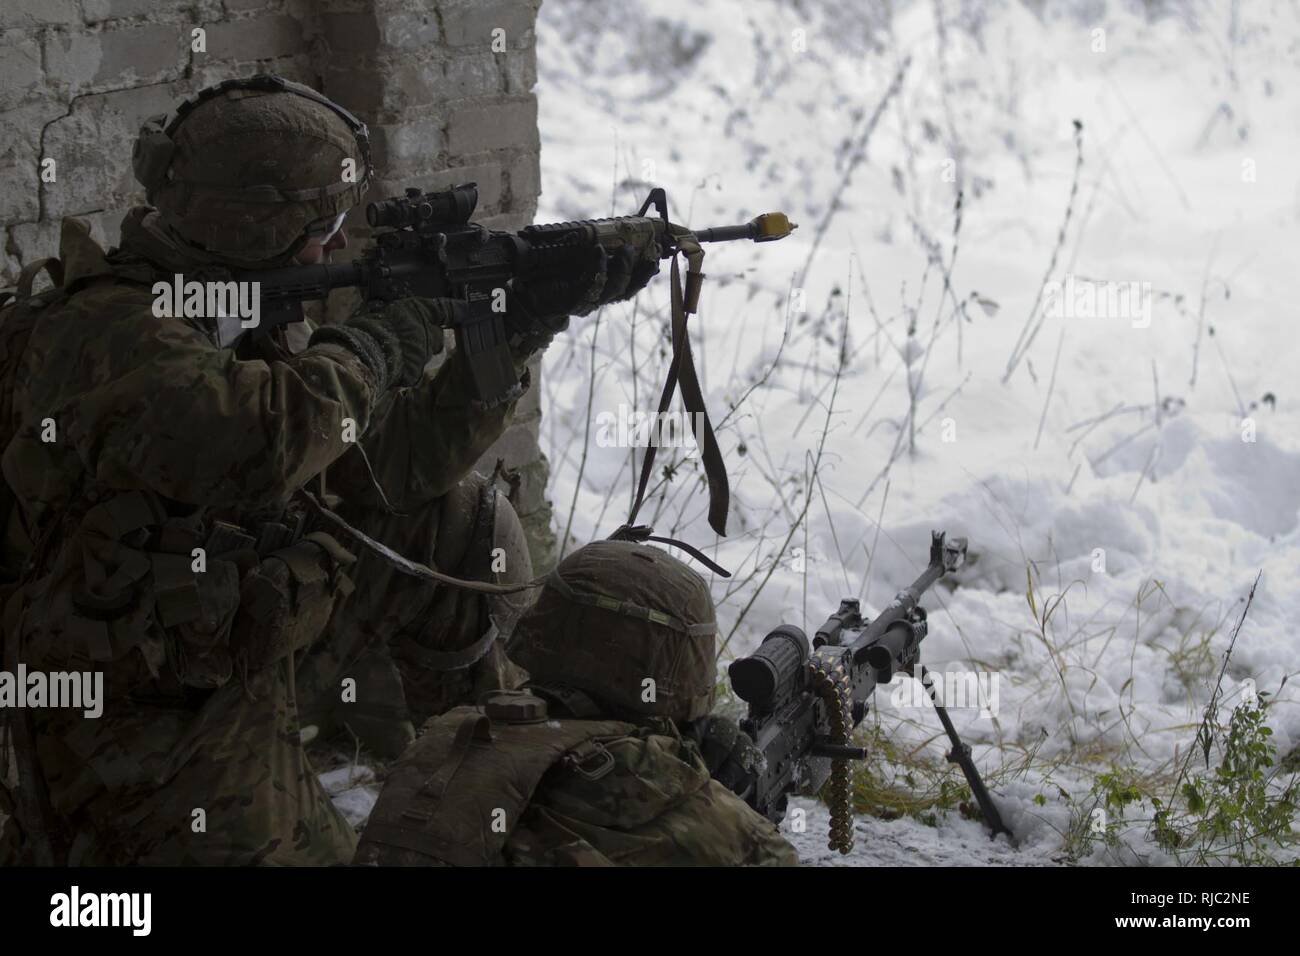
696,212,798,244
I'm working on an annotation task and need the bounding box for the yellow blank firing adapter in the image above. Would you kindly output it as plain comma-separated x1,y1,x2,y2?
693,212,799,245
751,212,797,241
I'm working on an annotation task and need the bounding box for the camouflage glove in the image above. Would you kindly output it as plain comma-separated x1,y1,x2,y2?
687,713,761,801
509,237,661,333
308,297,458,391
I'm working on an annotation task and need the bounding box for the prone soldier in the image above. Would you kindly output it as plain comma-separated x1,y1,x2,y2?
354,540,799,867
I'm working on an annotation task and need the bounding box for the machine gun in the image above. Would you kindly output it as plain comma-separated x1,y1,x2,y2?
231,183,796,410
727,531,1011,853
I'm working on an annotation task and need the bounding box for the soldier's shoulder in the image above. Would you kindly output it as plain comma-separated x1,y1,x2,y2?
38,275,159,322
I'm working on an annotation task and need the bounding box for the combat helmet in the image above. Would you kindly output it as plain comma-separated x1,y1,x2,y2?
132,73,372,268
510,540,718,722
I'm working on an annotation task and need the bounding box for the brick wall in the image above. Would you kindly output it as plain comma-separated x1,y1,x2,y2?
0,0,555,567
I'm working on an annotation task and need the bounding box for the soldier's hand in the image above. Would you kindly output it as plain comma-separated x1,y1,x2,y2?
688,713,761,801
308,297,457,391
509,236,661,331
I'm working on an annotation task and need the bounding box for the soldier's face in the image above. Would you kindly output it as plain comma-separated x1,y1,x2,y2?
294,227,348,265
294,212,349,264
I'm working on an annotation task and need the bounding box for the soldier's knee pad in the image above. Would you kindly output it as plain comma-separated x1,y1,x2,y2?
429,472,534,634
488,492,533,639
432,473,531,571
431,474,485,573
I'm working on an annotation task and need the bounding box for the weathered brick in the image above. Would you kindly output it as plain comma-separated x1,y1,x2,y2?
321,65,386,114
503,48,537,94
0,166,40,223
0,0,79,29
336,58,443,115
193,58,315,91
45,24,188,93
319,11,383,54
443,51,506,99
505,151,540,211
447,99,537,155
0,36,44,111
0,101,64,224
441,0,536,49
379,10,441,49
83,0,193,20
41,85,177,220
370,117,446,175
9,219,62,268
203,14,304,62
96,23,190,84
222,0,289,12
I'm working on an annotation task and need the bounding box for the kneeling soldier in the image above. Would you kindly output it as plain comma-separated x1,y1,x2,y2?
354,539,798,866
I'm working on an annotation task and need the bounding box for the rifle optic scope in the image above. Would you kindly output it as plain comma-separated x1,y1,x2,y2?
366,182,479,230
729,625,809,710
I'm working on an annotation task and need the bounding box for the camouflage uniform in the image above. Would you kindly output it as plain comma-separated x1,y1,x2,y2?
353,541,799,866
0,80,537,865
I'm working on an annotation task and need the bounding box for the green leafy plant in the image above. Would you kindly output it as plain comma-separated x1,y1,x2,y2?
1152,692,1300,865
1062,693,1299,865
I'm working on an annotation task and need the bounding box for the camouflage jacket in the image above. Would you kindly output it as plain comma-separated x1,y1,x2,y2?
355,700,799,867
0,213,528,862
3,212,526,543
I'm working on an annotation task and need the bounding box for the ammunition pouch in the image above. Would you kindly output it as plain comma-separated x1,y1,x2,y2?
27,488,356,691
229,531,357,673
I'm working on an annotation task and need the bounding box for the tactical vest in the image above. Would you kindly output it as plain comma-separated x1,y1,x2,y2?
2,226,358,698
0,258,68,588
0,222,363,863
355,693,637,867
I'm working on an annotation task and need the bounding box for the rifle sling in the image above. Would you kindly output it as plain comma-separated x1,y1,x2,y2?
626,247,730,539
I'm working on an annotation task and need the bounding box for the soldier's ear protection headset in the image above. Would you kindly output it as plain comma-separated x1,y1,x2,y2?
131,72,373,207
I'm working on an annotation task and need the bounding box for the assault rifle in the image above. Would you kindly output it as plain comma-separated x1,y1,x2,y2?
727,531,1011,853
230,183,796,410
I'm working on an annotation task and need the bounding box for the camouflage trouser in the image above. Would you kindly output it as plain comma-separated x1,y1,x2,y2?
295,471,533,757
0,474,530,866
0,650,358,866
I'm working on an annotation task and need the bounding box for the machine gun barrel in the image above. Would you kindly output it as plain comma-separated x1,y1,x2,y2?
843,533,966,664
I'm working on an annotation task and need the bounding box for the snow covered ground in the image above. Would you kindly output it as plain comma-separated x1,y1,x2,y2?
530,0,1300,865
